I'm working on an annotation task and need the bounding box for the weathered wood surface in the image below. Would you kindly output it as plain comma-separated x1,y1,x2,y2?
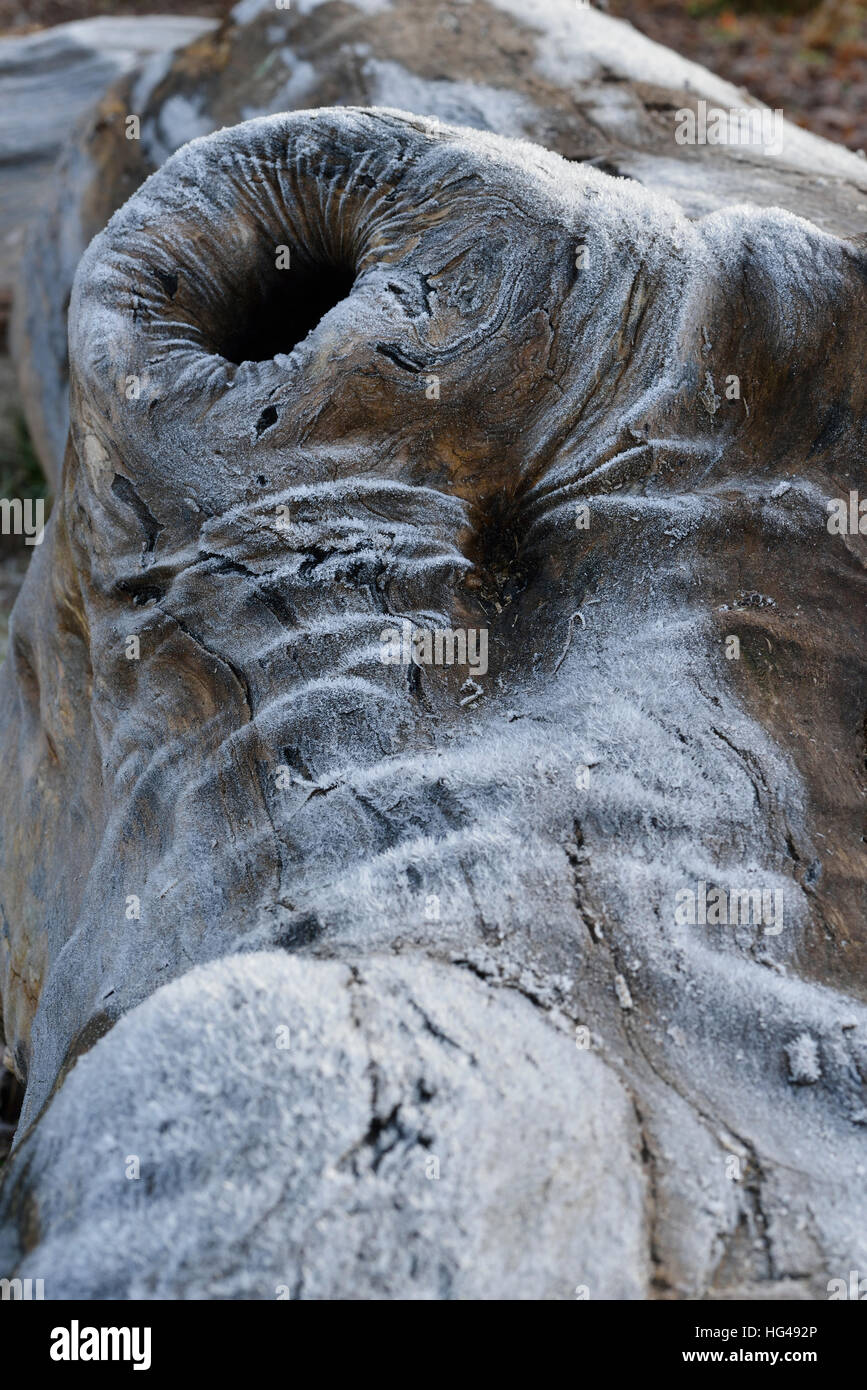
14,0,867,486
1,0,867,1300
0,96,865,1298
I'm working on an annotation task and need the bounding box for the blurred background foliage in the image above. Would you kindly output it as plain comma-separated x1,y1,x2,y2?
608,0,867,151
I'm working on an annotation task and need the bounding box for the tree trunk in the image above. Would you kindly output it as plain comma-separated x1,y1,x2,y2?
1,9,867,1301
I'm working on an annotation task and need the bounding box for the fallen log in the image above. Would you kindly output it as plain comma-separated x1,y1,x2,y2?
1,102,866,1298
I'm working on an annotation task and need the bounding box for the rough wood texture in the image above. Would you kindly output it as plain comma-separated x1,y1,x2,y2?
1,99,866,1298
14,0,867,486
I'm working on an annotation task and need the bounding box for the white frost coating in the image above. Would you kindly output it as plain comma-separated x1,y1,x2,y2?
144,95,215,167
614,974,634,1010
487,0,867,180
10,106,867,1298
487,0,752,95
239,51,319,119
0,15,215,64
130,50,176,118
232,0,392,22
0,16,215,168
358,58,540,136
787,1033,822,1085
0,953,648,1299
278,50,319,104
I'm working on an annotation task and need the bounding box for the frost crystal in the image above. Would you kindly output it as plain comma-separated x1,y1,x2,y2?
786,1033,821,1085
